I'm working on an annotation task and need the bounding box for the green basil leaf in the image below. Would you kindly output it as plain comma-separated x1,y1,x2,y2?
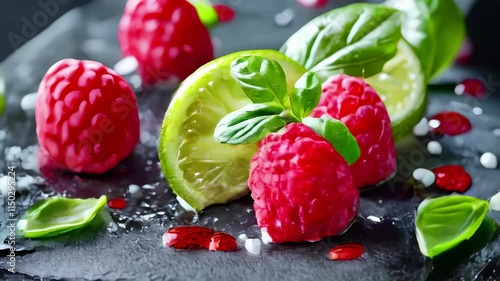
386,0,465,79
231,55,288,106
290,72,321,119
214,104,287,144
415,195,490,258
280,3,401,82
17,195,107,238
302,117,360,165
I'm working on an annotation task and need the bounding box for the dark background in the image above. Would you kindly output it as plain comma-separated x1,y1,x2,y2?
0,0,500,67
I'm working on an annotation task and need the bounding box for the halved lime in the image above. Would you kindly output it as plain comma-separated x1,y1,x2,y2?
365,40,427,140
159,50,306,212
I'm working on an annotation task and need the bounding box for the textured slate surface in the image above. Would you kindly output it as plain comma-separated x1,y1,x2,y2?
0,0,499,280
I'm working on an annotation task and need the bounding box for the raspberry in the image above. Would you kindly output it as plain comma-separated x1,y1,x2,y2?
35,59,140,174
248,123,359,243
311,74,396,188
118,0,214,87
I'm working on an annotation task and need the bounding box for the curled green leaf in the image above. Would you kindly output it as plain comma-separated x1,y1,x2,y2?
281,3,401,81
290,72,321,119
214,104,287,145
415,195,490,258
18,195,107,239
302,117,360,165
385,0,465,79
230,56,288,106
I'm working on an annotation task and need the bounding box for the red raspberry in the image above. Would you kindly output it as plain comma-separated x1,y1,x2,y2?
311,74,396,188
248,123,359,243
35,59,140,174
118,0,214,87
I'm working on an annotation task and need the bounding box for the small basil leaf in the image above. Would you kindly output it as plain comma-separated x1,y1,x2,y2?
290,72,321,119
302,117,360,165
17,195,107,238
214,104,287,145
230,56,288,106
415,195,490,258
386,0,465,79
281,3,401,81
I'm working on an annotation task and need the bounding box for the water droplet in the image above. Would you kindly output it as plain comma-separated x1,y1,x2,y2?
454,78,487,98
328,243,364,260
427,141,443,155
20,93,38,112
431,165,472,193
472,107,483,115
245,238,261,255
113,56,138,76
480,152,498,169
367,215,381,223
413,168,435,187
128,184,140,194
413,118,429,136
429,111,472,136
108,198,127,209
490,191,500,211
275,9,294,27
493,129,500,137
107,222,119,234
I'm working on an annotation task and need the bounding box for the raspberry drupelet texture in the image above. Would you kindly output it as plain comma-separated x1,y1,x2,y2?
35,59,140,174
118,0,214,87
248,123,359,243
311,74,397,188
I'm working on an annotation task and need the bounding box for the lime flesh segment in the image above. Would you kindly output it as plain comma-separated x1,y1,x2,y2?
365,40,427,140
159,50,306,211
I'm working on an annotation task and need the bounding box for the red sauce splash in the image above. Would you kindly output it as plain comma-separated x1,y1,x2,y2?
429,111,472,136
455,78,487,98
163,226,238,251
328,243,364,260
213,4,235,23
432,165,472,193
107,198,127,209
209,232,238,251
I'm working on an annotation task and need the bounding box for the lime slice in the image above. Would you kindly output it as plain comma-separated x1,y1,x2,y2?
365,40,427,140
159,50,306,211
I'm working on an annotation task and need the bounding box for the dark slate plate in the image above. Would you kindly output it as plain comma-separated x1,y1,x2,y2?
0,1,499,280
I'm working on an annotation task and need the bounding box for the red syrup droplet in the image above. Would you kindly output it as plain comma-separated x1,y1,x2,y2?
209,232,238,252
429,111,472,136
213,4,235,23
455,39,473,65
297,0,329,9
431,165,472,193
455,78,487,98
328,243,364,260
107,198,127,209
163,226,214,249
